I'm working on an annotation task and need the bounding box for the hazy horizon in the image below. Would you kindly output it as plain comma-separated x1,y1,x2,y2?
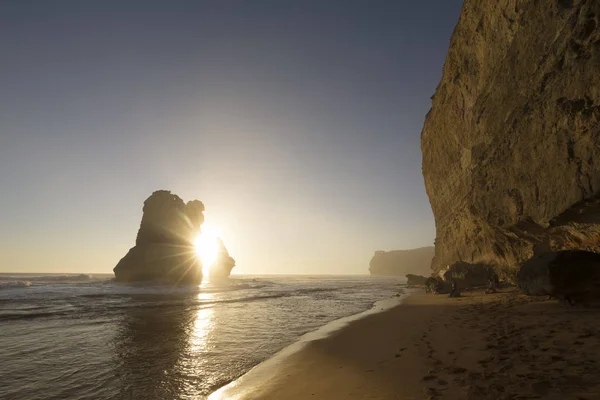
0,0,463,274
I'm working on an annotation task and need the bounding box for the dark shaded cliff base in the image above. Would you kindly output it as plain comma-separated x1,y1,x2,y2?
212,291,600,399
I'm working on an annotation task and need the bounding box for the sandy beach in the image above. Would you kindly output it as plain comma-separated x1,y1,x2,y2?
210,289,600,400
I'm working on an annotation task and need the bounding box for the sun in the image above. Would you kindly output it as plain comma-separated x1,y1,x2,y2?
194,224,220,276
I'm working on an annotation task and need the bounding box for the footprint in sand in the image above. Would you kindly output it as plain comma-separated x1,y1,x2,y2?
467,372,482,380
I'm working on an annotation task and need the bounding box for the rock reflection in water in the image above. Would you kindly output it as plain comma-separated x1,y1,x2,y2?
112,291,216,399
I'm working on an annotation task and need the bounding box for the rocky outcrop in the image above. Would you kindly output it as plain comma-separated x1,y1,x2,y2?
114,190,205,284
518,250,600,304
421,0,600,280
369,247,434,276
405,274,429,287
438,262,498,290
425,276,449,294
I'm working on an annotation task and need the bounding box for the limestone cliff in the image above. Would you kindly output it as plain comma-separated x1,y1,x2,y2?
369,247,434,276
114,190,206,284
422,0,600,279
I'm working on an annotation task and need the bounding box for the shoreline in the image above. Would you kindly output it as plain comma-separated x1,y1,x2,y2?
209,288,600,400
208,289,422,399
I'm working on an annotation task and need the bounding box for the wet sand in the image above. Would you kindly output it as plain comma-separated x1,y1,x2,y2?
210,289,600,400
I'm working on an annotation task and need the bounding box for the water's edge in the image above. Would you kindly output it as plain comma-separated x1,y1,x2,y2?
208,288,418,399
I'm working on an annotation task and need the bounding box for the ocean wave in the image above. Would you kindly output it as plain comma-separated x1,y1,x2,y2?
0,292,293,322
0,274,97,283
36,274,95,282
0,277,401,323
210,293,290,305
0,281,31,289
0,311,60,321
293,287,337,294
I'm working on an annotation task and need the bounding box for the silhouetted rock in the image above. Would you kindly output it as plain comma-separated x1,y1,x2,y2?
369,247,434,276
208,238,236,282
518,251,600,305
114,190,205,284
448,279,461,298
406,274,429,287
425,276,449,294
421,0,600,283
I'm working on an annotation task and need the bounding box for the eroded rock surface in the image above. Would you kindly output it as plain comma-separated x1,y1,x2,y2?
422,0,600,280
439,262,498,290
114,190,205,284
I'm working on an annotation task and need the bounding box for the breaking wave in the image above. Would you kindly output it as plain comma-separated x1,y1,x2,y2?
0,281,31,289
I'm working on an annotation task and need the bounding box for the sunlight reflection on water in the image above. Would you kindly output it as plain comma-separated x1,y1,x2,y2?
0,276,404,400
191,302,214,354
176,291,217,399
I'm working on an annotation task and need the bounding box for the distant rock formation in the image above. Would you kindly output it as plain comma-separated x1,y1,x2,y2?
369,247,434,276
209,238,236,282
114,190,235,284
421,0,600,288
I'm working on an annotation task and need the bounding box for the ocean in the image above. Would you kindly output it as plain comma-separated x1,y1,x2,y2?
0,273,406,400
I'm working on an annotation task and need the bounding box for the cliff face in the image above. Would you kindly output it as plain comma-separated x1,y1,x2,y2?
422,0,600,278
369,247,434,276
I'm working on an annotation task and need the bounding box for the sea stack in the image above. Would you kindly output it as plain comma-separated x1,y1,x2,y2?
114,190,208,284
208,238,236,282
421,0,600,290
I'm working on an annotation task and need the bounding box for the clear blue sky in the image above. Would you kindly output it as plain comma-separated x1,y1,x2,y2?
0,0,463,274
